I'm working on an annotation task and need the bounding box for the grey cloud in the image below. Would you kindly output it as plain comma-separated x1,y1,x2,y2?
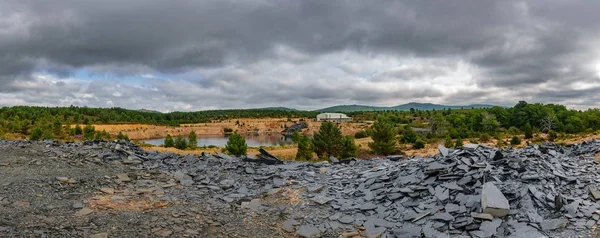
1,0,600,109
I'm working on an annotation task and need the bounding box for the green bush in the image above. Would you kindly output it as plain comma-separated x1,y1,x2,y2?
454,136,464,147
479,133,490,142
341,136,358,159
443,136,453,148
30,128,43,141
295,134,313,161
188,131,198,148
524,123,533,139
164,134,175,147
83,124,95,141
117,132,129,141
368,118,397,155
548,130,557,142
174,136,188,150
508,126,520,135
413,139,425,149
510,136,521,145
223,128,234,133
354,130,369,139
226,133,247,156
400,125,418,144
74,124,83,135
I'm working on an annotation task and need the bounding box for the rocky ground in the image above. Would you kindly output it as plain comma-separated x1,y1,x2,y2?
1,140,600,238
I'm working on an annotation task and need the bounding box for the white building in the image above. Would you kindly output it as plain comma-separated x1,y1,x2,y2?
316,113,352,122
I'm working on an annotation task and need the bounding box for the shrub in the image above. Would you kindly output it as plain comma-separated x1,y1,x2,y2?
30,127,43,141
443,136,453,148
354,130,369,139
295,134,313,161
174,136,188,150
368,118,397,155
188,131,198,148
508,126,520,135
117,132,129,141
83,124,95,141
74,124,83,135
548,130,557,142
496,140,506,148
164,134,175,147
312,122,343,158
454,136,464,147
413,139,425,149
524,123,533,139
469,139,478,144
510,136,521,145
479,133,490,142
341,136,358,159
400,125,418,144
223,128,234,133
226,133,247,156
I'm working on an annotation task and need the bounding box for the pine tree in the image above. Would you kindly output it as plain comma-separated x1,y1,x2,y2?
74,124,83,135
164,134,175,147
188,131,198,149
117,132,129,141
401,125,418,144
524,123,533,139
312,122,343,158
369,118,397,155
226,133,247,156
455,136,464,147
83,124,95,140
295,134,313,161
341,136,358,159
444,136,453,148
174,136,188,150
30,128,43,141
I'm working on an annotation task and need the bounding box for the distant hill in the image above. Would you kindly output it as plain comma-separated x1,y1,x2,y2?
316,102,496,112
138,109,162,113
256,107,298,111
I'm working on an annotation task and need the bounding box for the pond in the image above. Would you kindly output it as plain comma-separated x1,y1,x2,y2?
141,134,294,147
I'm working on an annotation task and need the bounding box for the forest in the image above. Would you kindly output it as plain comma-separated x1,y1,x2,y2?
0,101,599,144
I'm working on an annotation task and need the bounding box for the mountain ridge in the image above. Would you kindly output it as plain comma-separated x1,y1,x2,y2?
316,102,497,112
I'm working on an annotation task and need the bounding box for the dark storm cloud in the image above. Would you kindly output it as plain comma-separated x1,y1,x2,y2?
1,0,600,109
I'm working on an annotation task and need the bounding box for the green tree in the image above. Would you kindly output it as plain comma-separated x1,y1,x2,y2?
30,127,43,141
83,124,95,140
295,134,313,161
312,122,343,158
341,136,358,159
164,134,175,147
188,131,198,149
524,123,533,139
400,125,418,144
482,113,500,133
444,136,453,148
511,136,521,145
354,130,369,139
74,124,83,135
455,136,464,147
429,114,448,137
174,136,188,150
226,133,247,156
368,118,397,155
52,119,62,137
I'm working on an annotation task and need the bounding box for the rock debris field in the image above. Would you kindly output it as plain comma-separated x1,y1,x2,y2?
1,140,600,237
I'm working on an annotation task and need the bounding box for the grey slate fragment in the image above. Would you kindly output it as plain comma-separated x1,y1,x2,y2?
444,203,460,213
434,186,449,202
471,212,493,221
431,212,454,221
361,202,377,211
481,182,509,217
438,144,449,157
394,226,422,238
506,225,548,238
296,225,320,238
479,218,502,236
338,215,354,224
590,189,600,200
364,227,387,238
540,218,568,231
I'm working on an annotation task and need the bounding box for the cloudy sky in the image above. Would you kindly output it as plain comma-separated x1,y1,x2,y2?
2,0,600,112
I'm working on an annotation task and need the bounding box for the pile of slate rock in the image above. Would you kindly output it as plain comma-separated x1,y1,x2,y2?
145,140,600,237
11,139,600,237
